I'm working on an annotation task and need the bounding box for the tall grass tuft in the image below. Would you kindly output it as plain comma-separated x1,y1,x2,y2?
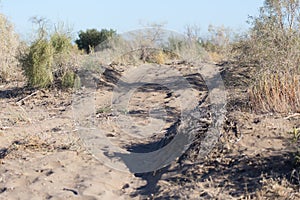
250,73,300,113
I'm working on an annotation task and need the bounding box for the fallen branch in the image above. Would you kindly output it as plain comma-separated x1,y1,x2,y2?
16,90,39,105
284,113,300,120
0,126,11,130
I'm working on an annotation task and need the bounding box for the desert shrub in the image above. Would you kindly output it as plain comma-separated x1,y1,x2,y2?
167,36,185,52
125,24,166,63
53,51,81,89
234,0,300,113
50,29,82,88
153,50,165,64
19,18,54,88
289,127,300,167
165,26,209,63
93,24,169,65
164,37,204,64
94,23,206,66
61,70,77,88
20,19,81,89
50,30,81,88
202,25,237,62
0,13,20,82
138,49,167,64
51,32,72,54
21,39,54,88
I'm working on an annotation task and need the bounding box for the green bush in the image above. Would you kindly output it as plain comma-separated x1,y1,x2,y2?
20,20,82,89
50,32,72,54
21,39,54,88
61,70,76,88
51,31,75,72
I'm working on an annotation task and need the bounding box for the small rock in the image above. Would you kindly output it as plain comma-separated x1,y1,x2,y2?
0,187,7,194
253,118,260,124
122,183,130,190
106,133,114,137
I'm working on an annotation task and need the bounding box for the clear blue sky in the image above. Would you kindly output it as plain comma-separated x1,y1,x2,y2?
1,0,264,40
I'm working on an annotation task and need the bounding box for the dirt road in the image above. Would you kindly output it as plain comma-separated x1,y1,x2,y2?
0,62,299,199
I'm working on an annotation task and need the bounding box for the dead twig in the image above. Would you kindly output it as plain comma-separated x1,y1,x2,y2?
284,113,300,120
0,126,11,130
16,90,39,105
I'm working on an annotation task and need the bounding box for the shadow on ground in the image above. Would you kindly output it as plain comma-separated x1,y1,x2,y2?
93,67,208,92
128,147,295,199
0,85,34,100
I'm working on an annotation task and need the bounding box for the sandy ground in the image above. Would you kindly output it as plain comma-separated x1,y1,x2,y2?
1,62,300,199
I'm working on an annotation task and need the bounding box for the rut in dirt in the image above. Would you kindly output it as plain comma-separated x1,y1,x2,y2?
87,63,227,197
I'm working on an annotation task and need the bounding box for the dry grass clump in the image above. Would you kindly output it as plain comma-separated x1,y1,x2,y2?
255,177,300,199
0,13,21,82
250,73,300,113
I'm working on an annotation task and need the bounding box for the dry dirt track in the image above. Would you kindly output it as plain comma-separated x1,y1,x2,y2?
0,62,299,199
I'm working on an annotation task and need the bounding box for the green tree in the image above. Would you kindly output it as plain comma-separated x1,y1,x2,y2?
75,28,116,53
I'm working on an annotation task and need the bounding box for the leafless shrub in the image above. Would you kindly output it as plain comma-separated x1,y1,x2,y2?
94,23,208,66
234,0,300,113
0,13,20,82
203,25,238,62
